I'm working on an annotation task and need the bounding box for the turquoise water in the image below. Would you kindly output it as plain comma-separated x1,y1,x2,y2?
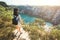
20,13,53,26
46,22,53,27
20,13,35,23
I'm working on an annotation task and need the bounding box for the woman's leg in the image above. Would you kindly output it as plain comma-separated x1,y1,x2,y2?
16,25,21,32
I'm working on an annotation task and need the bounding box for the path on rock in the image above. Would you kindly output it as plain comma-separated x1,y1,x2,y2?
13,27,30,40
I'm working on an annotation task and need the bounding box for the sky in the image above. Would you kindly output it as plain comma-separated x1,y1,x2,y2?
0,0,60,6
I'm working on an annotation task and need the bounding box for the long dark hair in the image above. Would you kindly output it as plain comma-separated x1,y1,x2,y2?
13,8,19,16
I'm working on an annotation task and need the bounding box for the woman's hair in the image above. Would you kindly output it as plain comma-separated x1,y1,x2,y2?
13,8,19,16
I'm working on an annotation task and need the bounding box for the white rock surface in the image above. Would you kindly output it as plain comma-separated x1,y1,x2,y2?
13,28,30,40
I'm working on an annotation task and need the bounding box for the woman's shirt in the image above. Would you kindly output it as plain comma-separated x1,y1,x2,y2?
13,14,21,25
18,15,22,27
18,15,21,24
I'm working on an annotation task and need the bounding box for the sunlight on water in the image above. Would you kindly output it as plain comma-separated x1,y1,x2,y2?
44,22,53,32
46,22,53,27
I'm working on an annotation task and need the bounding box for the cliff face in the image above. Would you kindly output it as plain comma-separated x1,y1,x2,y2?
32,6,60,25
15,6,60,25
51,9,60,25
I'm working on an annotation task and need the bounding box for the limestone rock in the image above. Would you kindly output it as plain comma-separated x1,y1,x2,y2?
13,28,30,40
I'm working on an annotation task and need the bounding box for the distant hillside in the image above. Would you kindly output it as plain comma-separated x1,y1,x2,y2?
19,6,60,25
10,5,60,25
0,1,8,7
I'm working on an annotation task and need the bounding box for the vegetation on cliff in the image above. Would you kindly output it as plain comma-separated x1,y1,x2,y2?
0,4,15,40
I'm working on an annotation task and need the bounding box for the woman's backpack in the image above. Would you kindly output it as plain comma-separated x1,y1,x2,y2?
12,16,18,25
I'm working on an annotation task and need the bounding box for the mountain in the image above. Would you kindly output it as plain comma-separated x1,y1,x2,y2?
0,1,8,7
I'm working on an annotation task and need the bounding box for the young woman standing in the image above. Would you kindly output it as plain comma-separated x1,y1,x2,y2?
12,8,22,33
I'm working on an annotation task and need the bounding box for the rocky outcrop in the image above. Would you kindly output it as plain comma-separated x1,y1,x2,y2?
13,28,30,40
52,9,60,25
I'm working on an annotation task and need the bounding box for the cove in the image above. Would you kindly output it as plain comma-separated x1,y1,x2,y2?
20,13,53,26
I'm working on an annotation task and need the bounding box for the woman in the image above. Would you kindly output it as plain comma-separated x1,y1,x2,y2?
12,8,22,33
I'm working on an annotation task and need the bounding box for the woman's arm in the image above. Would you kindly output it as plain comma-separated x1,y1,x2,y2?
18,15,23,24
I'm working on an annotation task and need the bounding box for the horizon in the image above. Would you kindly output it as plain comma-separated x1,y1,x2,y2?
0,0,60,6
